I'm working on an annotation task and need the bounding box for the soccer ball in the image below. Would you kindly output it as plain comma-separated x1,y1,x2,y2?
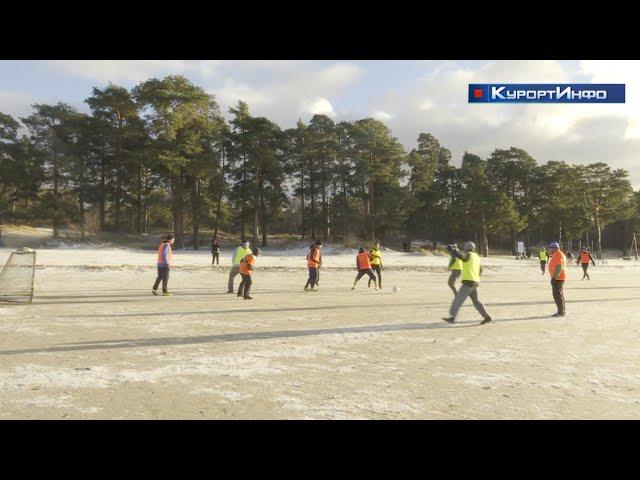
393,286,400,293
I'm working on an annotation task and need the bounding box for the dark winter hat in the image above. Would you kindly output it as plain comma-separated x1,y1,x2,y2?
314,240,323,246
166,234,174,241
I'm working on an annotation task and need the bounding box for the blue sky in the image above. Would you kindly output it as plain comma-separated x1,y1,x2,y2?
1,60,639,187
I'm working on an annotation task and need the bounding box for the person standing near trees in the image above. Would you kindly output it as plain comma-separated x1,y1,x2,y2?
211,236,220,266
368,240,383,289
538,247,548,275
305,240,322,291
228,240,252,293
152,234,174,296
547,241,567,317
577,248,596,280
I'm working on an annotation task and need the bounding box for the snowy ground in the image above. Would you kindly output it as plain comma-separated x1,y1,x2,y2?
1,247,640,419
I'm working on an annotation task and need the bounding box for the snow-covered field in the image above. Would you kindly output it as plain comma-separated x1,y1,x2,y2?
1,246,640,419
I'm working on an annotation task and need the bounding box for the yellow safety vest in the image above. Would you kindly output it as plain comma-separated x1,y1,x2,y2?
370,248,382,266
450,257,462,271
234,246,252,265
539,250,548,261
461,252,481,282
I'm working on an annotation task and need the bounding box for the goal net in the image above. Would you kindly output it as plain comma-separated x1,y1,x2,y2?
0,248,36,303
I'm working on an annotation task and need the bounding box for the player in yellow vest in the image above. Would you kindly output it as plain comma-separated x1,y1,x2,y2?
446,244,462,295
442,242,492,325
368,240,383,289
538,247,548,275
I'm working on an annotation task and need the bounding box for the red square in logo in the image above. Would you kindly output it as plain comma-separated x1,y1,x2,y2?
473,88,483,98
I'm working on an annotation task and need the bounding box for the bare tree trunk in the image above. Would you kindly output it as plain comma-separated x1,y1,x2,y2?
192,176,200,250
260,189,267,247
558,218,563,246
241,153,246,240
300,136,305,239
595,215,602,260
214,143,226,238
137,156,143,235
311,182,316,240
481,212,489,257
367,180,375,242
252,153,260,246
99,138,106,231
52,151,60,239
177,171,185,249
321,162,328,239
114,121,123,242
172,172,185,249
342,168,348,240
79,156,85,241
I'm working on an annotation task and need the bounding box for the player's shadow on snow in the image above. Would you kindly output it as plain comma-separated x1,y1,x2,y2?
565,286,639,290
61,302,446,317
0,315,557,356
31,289,310,304
57,296,640,319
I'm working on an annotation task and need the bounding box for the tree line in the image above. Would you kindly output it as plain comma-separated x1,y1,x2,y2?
1,75,639,257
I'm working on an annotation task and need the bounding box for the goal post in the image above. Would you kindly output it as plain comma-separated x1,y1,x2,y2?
0,247,36,303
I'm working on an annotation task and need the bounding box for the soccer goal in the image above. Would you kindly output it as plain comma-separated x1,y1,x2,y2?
0,247,36,303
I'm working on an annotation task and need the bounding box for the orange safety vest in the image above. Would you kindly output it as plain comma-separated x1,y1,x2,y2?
548,250,566,281
307,247,321,268
580,252,590,263
240,254,256,275
156,242,173,265
357,252,372,270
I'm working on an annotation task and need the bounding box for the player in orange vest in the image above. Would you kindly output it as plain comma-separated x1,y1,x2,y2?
237,248,261,300
577,248,595,280
152,234,174,296
352,247,377,290
305,240,322,291
547,241,567,317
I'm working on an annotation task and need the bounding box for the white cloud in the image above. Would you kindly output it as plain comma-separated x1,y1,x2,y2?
210,78,274,109
367,60,640,187
206,62,363,124
44,60,222,84
579,60,640,140
371,110,394,121
0,90,38,119
419,100,434,111
304,98,335,117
